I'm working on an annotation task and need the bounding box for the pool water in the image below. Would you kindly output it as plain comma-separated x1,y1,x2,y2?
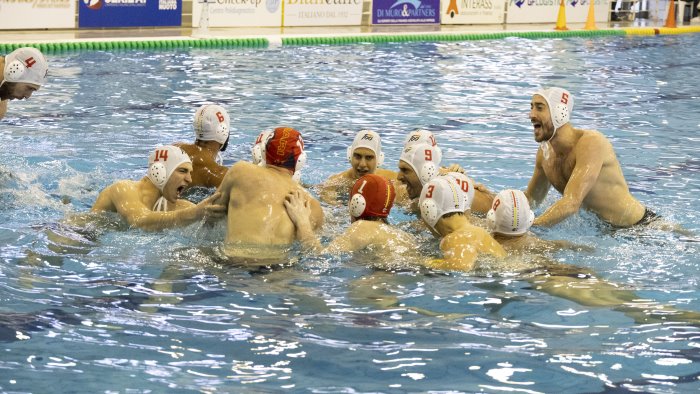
1,34,699,392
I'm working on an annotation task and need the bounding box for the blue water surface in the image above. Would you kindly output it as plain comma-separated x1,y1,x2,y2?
1,34,699,393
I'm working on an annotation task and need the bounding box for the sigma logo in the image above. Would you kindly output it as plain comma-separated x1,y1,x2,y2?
83,0,103,9
361,134,373,141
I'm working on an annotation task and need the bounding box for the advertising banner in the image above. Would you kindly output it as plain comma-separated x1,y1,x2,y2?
441,0,505,24
78,0,182,28
372,0,441,24
192,0,282,27
506,0,610,24
283,0,364,26
0,0,75,30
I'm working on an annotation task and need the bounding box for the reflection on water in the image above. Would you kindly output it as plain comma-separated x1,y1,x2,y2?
1,34,699,392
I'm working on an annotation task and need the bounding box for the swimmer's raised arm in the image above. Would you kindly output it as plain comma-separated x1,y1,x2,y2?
525,147,551,207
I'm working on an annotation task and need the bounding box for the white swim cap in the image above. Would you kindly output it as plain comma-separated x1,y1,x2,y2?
147,145,192,192
194,104,230,145
534,87,574,132
2,47,48,88
486,189,534,236
346,130,384,166
419,176,468,232
403,129,438,148
399,143,442,186
441,172,474,211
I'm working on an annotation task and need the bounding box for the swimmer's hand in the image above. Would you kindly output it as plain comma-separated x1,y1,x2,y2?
284,190,322,250
198,192,226,221
440,163,466,175
284,190,312,229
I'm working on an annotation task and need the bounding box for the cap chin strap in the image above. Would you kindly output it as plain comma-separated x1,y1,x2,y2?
153,196,168,212
540,126,558,161
215,153,223,166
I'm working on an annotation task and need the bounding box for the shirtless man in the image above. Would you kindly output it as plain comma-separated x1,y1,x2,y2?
285,174,418,266
216,127,324,264
91,145,224,231
418,176,506,272
0,47,48,120
175,104,230,188
525,87,651,228
318,130,398,204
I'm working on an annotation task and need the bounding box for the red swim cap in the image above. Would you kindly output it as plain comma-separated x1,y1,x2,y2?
349,174,395,220
265,127,305,173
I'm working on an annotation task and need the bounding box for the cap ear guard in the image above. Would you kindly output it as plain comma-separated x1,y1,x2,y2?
251,129,273,166
486,209,497,232
148,162,168,189
526,210,535,230
553,103,570,129
292,150,307,183
419,162,438,185
420,198,440,229
252,144,265,165
349,193,367,219
4,60,27,83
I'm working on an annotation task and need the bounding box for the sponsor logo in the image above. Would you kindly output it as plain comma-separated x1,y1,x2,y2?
83,0,103,8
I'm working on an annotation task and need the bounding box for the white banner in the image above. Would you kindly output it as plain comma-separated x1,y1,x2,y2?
192,0,282,27
442,0,506,24
506,0,610,24
0,0,76,30
283,0,363,26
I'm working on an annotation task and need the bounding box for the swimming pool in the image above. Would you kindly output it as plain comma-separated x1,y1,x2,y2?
1,33,699,392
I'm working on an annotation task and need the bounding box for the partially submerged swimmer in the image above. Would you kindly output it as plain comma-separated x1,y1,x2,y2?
216,127,324,265
319,130,400,205
487,189,588,255
175,104,231,189
418,176,506,272
286,174,419,267
91,145,225,231
0,47,48,120
526,87,660,228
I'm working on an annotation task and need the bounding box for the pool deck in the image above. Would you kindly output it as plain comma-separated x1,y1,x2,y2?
1,18,699,45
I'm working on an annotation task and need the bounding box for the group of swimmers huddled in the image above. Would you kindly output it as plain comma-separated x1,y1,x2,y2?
6,46,700,324
1,47,687,274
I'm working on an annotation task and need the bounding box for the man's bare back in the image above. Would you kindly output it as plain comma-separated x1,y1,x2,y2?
217,127,323,263
176,143,228,188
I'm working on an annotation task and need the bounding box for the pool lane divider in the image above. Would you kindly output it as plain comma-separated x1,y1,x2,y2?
1,27,699,53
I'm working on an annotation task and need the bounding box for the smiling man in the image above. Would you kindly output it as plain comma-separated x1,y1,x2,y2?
318,130,398,204
0,47,48,120
91,145,225,231
525,87,650,228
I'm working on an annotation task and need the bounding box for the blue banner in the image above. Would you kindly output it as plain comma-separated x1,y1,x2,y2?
372,0,440,24
79,0,182,28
